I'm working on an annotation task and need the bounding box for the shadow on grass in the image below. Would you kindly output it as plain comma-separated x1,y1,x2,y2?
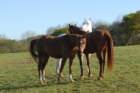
0,83,45,91
0,79,70,91
0,75,92,91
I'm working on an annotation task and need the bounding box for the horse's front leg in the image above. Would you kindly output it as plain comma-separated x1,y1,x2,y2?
56,58,64,78
69,56,75,82
85,54,92,77
102,49,106,77
57,57,67,83
77,52,84,79
56,58,62,74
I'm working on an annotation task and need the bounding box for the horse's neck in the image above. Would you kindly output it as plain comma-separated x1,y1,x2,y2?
45,35,56,39
58,33,66,37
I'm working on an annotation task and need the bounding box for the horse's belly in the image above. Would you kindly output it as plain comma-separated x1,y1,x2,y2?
44,44,69,58
47,51,63,58
51,55,62,58
85,45,96,54
46,49,68,58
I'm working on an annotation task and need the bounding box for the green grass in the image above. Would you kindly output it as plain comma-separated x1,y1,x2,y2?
0,45,140,93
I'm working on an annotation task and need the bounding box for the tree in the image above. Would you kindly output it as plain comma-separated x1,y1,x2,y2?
109,21,127,45
21,31,36,40
122,11,140,40
0,34,6,39
109,11,140,45
51,27,68,36
47,25,68,36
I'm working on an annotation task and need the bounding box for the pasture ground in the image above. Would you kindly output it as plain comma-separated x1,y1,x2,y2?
0,45,140,93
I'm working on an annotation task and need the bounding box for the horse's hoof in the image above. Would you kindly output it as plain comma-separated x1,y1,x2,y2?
69,77,75,83
40,81,45,85
57,80,61,84
56,77,61,84
98,77,104,80
57,78,61,84
43,80,48,84
80,76,85,80
70,79,75,83
60,74,64,78
88,74,93,78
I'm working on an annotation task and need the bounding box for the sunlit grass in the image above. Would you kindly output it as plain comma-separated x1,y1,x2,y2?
0,45,140,93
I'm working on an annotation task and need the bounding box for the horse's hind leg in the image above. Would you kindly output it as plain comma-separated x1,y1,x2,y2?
38,55,49,85
102,49,106,76
96,52,104,80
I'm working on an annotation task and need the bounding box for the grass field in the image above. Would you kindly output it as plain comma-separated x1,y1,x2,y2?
0,45,140,93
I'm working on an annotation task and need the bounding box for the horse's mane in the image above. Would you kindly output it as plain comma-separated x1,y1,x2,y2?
95,26,109,32
40,35,56,40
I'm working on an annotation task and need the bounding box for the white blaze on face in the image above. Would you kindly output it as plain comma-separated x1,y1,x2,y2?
82,19,92,33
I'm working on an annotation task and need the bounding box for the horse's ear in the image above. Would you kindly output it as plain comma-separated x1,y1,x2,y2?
68,24,72,28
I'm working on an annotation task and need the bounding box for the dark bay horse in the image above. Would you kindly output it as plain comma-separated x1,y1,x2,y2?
30,34,86,84
68,24,114,80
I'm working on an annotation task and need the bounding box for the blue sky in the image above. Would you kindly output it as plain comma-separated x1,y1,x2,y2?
0,0,140,39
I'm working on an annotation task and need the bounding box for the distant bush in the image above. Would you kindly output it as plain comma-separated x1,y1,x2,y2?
1,11,140,53
127,33,140,45
50,26,68,36
0,39,20,53
109,11,140,45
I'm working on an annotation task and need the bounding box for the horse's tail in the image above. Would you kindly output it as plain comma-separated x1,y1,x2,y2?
30,39,38,63
106,32,114,71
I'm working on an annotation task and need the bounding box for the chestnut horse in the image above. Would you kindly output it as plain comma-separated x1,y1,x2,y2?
68,24,114,80
30,34,86,84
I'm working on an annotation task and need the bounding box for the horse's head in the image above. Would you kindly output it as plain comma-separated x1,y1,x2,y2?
68,24,87,35
78,35,87,53
65,34,86,53
68,24,78,34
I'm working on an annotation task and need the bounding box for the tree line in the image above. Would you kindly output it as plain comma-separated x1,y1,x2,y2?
0,11,140,53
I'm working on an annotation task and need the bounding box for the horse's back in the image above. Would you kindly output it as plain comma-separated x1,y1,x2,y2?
40,34,80,58
85,28,112,53
39,36,66,58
